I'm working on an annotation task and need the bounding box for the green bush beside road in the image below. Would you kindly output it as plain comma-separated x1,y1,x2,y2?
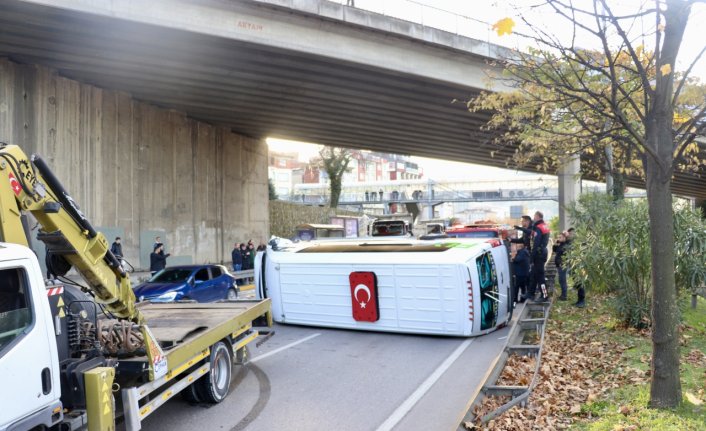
567,194,706,328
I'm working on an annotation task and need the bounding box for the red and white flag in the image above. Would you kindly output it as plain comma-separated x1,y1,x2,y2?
8,173,22,196
349,271,379,322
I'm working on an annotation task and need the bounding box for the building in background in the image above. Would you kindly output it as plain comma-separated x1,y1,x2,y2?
302,151,423,185
268,151,306,199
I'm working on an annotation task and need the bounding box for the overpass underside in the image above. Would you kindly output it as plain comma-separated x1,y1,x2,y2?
0,0,703,204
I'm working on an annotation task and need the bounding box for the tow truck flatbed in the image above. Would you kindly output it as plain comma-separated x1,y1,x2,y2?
137,300,272,369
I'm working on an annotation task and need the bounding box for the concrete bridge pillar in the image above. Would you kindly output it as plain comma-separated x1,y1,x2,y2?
558,156,581,232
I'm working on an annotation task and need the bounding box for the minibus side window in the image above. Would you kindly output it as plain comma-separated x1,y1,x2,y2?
476,252,499,330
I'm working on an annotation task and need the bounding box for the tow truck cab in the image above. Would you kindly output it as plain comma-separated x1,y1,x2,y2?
0,243,62,431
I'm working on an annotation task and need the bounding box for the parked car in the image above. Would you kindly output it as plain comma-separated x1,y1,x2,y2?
133,264,238,303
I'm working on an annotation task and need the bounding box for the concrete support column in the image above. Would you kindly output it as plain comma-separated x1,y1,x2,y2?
426,180,435,219
558,156,581,232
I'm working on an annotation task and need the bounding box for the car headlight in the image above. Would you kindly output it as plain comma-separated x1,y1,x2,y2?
154,291,179,302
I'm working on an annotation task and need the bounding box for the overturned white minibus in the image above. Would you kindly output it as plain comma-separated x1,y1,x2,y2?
255,238,512,336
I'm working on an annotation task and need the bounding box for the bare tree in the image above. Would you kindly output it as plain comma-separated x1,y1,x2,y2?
316,146,352,208
470,0,706,408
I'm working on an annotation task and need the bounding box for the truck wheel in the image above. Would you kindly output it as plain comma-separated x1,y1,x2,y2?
181,383,202,404
226,288,237,300
196,340,232,403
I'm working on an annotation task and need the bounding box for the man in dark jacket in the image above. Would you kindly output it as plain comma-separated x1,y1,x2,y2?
150,244,170,276
510,215,533,249
511,243,531,304
553,232,569,300
110,237,123,259
523,211,550,302
232,243,243,285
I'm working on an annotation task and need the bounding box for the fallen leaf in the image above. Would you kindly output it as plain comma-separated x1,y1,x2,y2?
569,404,582,414
619,405,632,415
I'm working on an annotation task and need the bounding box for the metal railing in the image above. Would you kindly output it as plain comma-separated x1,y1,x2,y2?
457,300,553,429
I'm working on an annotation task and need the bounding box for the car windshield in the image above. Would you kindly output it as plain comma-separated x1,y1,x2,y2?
149,268,193,283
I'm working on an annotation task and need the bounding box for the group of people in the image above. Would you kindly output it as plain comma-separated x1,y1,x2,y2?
110,235,171,276
231,240,266,285
110,236,268,280
508,211,584,307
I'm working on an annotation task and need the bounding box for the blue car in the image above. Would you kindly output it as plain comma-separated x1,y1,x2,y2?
133,264,238,303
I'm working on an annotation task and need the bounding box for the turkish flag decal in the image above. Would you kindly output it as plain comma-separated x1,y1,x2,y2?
8,173,22,196
349,271,379,322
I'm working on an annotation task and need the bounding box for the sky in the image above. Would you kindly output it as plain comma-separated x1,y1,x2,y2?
269,0,706,181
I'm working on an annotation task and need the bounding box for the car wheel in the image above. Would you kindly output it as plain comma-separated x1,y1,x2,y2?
226,288,238,300
195,340,232,403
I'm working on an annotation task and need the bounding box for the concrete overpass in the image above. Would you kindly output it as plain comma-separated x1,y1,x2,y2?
0,0,703,264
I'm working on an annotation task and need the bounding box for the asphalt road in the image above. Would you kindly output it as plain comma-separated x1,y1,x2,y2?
138,307,517,431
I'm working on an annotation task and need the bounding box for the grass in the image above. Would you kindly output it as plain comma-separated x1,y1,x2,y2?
552,294,706,430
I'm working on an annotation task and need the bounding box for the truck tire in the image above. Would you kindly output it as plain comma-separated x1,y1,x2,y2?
196,340,232,403
181,382,202,404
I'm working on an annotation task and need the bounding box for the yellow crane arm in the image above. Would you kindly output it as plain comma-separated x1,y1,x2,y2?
0,143,143,324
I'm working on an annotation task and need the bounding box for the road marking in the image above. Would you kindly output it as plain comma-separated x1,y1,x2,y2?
251,333,321,363
375,338,474,431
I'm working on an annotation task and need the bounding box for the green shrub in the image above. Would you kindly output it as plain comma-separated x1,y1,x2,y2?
566,194,706,328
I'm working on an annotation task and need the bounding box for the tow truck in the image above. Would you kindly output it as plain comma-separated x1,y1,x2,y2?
0,144,272,431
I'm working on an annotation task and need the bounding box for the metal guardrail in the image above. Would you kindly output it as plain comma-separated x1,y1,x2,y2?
231,269,255,281
457,300,552,429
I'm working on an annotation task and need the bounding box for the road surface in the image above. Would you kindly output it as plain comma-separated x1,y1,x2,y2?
138,306,518,431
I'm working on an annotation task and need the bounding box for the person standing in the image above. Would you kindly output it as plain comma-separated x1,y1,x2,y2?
240,243,253,284
511,243,531,304
150,244,170,276
110,237,123,259
256,241,267,252
246,243,256,282
553,232,569,300
526,211,550,302
510,215,533,249
153,236,162,251
565,227,585,308
232,242,243,285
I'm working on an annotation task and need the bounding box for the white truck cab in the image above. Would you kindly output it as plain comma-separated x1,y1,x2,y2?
0,243,62,431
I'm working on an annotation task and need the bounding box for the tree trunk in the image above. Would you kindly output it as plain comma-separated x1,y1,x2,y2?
644,157,681,408
330,178,342,208
611,172,625,201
